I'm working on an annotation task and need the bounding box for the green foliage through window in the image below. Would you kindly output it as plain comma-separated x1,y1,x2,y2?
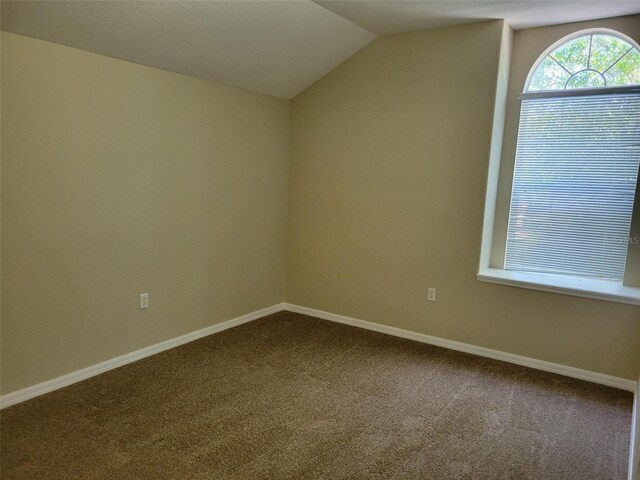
528,33,640,91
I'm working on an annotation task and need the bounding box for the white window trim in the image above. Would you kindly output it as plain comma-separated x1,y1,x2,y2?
478,27,640,306
477,268,640,306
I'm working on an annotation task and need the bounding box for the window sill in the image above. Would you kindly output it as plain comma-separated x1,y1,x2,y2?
477,268,640,306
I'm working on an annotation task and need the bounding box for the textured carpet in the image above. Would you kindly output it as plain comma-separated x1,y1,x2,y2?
0,311,633,479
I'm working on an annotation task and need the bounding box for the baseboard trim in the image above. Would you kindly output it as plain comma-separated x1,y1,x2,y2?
284,303,637,393
0,303,285,409
2,301,634,400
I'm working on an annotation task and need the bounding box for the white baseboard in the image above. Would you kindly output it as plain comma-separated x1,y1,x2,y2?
2,300,635,396
0,303,285,409
631,383,640,480
284,303,637,393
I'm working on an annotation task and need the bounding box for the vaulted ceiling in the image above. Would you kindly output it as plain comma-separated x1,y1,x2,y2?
2,1,639,99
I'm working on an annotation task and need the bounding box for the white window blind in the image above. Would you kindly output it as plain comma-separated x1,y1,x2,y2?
505,93,640,281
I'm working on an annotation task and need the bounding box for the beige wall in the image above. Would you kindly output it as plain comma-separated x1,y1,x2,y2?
286,20,640,379
492,15,640,286
3,16,640,397
1,32,289,395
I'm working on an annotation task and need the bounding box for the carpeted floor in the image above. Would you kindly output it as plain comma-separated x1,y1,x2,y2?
0,311,633,479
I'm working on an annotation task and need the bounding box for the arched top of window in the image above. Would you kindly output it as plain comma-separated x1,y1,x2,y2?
526,29,640,92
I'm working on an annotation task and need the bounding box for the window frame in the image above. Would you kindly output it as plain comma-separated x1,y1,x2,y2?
523,28,640,93
478,27,640,306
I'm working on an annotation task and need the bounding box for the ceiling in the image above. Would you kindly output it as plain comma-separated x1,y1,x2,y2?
1,1,639,99
0,1,375,99
316,1,640,36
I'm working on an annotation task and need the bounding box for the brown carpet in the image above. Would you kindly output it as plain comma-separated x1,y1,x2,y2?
0,311,632,479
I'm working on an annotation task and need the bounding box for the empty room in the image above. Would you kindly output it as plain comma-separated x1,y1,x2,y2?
1,1,639,479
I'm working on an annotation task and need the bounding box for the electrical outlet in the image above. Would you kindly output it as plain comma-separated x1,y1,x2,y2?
427,288,436,302
140,293,149,309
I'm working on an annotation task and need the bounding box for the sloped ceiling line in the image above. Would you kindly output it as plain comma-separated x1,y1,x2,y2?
1,1,638,98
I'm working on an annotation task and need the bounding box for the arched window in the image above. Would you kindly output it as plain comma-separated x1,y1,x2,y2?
504,29,640,283
527,31,640,91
